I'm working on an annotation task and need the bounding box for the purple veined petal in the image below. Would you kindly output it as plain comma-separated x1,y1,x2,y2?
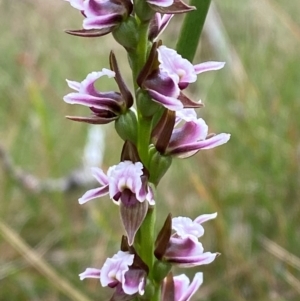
158,46,197,85
156,13,173,37
165,236,217,267
84,0,115,17
100,251,134,287
83,13,123,30
122,269,146,295
148,0,174,7
66,79,81,91
169,133,231,158
194,212,217,225
174,272,203,301
172,216,204,238
169,119,208,150
65,0,84,11
80,69,115,96
147,89,183,111
165,236,218,267
174,252,218,268
79,267,101,280
78,185,109,204
91,167,109,185
63,93,120,112
189,133,231,150
194,61,225,74
165,236,203,259
144,69,181,98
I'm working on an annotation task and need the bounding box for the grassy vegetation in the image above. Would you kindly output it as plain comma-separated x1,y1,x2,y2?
1,0,300,300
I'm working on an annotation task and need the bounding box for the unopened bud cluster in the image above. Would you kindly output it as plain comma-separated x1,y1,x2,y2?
63,0,230,300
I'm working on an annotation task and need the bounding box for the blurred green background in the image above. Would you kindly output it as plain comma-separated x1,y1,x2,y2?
1,0,300,300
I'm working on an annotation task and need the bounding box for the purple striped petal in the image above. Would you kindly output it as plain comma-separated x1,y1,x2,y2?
168,119,208,149
91,167,109,185
169,133,231,158
78,185,109,204
173,272,203,301
147,89,183,111
80,69,115,95
79,268,101,280
156,13,173,37
165,236,218,267
174,252,218,268
83,14,123,30
194,61,225,74
122,269,146,295
194,212,217,225
63,93,120,112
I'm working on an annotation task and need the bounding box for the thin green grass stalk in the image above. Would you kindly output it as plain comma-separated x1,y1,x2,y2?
176,0,211,61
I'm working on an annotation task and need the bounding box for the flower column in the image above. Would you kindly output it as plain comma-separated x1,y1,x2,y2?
63,0,230,300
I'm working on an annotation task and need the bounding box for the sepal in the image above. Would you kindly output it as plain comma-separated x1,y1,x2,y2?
148,146,172,184
151,109,175,153
113,16,139,50
65,28,113,37
154,213,172,260
110,51,134,109
120,199,149,245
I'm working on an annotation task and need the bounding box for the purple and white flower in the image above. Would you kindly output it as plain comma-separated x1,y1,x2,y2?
79,161,154,244
79,161,154,205
143,46,225,111
167,113,231,158
64,68,129,124
163,212,218,267
157,46,225,90
161,272,203,301
79,251,146,296
65,0,133,32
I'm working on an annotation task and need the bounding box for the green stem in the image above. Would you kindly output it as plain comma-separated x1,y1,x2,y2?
176,0,211,61
151,283,161,301
138,207,156,276
127,16,159,301
137,113,152,167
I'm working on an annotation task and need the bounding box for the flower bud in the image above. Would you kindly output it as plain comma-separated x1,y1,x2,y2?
152,261,172,283
136,89,161,118
148,146,172,184
113,16,139,50
115,109,137,143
